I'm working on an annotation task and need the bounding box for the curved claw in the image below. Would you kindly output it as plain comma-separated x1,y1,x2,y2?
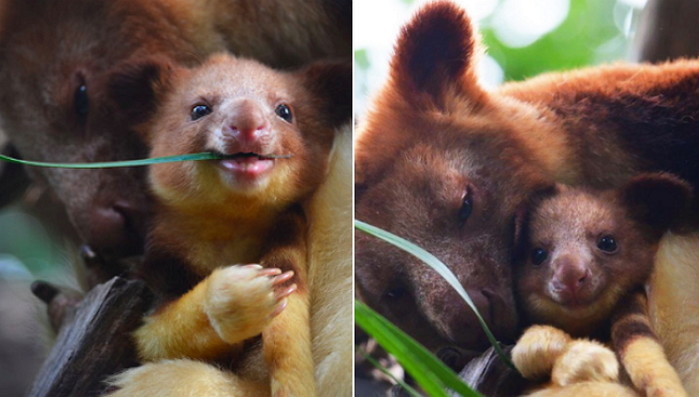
276,283,297,300
272,270,295,286
271,298,288,317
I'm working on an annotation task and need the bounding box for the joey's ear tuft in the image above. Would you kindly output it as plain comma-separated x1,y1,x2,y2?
300,60,352,128
390,1,483,106
108,57,174,127
619,172,693,233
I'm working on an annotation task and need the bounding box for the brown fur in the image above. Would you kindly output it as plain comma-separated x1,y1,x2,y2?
110,54,350,396
513,174,690,395
355,0,699,376
0,0,350,261
515,173,691,337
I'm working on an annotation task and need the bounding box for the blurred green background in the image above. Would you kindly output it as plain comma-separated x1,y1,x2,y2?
355,0,646,115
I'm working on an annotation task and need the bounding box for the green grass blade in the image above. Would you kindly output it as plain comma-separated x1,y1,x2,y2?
358,350,423,397
355,220,514,369
356,301,484,397
0,152,292,169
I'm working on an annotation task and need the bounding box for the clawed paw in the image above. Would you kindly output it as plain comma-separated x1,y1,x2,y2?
551,340,618,386
512,325,573,380
204,264,297,344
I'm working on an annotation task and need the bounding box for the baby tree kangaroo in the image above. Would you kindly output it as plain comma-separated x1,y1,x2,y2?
106,53,350,396
512,173,691,396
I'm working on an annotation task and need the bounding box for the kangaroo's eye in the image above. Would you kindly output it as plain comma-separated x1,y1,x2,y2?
531,248,548,265
458,189,473,222
275,103,293,123
191,104,212,120
74,84,89,119
597,235,618,253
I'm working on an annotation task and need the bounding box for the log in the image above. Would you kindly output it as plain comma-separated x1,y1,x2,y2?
27,277,152,397
456,346,526,397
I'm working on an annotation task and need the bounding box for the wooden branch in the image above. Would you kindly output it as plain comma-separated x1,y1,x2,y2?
28,277,152,397
456,346,526,397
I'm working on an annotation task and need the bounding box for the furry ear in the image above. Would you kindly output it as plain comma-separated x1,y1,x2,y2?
618,172,693,233
299,60,352,128
390,1,484,107
107,57,174,131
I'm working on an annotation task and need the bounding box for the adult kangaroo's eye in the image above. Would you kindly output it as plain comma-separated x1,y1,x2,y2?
458,189,473,222
74,84,89,118
597,235,618,253
191,104,212,120
275,103,293,123
531,248,548,265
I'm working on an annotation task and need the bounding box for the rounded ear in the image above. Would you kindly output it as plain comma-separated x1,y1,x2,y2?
299,60,351,128
390,1,485,108
107,57,174,131
618,172,693,233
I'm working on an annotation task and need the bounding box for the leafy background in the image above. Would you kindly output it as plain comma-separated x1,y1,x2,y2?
355,0,645,116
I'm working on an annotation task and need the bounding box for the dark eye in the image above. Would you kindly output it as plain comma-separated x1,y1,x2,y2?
531,248,548,265
458,190,473,222
385,286,407,300
191,104,212,120
74,84,89,118
597,235,618,253
275,103,293,122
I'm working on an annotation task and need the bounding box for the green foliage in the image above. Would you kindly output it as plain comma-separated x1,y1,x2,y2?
356,301,484,397
480,0,625,81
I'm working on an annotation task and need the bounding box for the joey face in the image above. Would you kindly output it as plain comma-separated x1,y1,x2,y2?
515,176,690,333
148,55,336,209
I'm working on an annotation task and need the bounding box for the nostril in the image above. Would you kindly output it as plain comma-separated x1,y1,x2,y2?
86,200,145,255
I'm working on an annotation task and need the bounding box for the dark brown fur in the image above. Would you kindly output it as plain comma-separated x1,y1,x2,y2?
355,0,699,361
0,0,350,263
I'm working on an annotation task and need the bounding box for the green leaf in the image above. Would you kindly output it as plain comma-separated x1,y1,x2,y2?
0,152,292,169
354,220,514,369
358,350,422,397
356,301,484,397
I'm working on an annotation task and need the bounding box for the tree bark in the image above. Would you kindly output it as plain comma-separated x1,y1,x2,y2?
28,277,152,397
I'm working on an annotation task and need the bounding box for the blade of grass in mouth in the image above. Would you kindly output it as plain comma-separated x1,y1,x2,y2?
0,152,293,169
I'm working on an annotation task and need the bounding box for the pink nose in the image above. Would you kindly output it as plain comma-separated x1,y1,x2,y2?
224,100,268,143
552,255,589,294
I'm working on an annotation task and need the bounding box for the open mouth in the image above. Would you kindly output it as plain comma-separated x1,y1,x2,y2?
213,152,292,181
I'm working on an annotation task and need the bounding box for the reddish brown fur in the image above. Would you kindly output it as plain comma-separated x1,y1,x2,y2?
515,174,692,337
355,0,699,363
129,53,350,396
0,0,349,263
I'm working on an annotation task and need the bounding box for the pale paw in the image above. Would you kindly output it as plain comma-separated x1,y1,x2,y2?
551,340,619,386
204,265,296,344
512,325,573,380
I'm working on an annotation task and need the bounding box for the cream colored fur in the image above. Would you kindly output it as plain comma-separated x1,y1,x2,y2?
106,126,352,396
205,265,281,344
306,125,353,397
648,232,699,395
